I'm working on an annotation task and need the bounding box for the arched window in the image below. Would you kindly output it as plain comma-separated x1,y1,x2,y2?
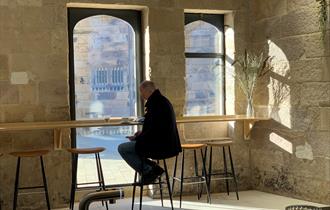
184,14,225,116
70,12,140,119
68,8,141,185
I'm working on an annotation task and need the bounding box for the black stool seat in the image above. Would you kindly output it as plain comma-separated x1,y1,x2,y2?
172,143,210,208
10,149,51,210
67,147,108,210
206,140,239,200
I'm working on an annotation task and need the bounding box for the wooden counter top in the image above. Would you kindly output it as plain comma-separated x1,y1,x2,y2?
0,115,271,149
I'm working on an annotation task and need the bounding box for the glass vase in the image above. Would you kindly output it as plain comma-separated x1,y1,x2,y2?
246,98,254,117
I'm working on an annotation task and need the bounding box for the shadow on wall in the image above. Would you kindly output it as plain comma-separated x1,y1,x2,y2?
248,35,330,204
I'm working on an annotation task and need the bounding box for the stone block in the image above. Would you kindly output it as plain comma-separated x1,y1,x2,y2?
282,7,319,37
290,58,325,82
250,148,285,172
0,133,12,153
0,82,19,104
16,0,42,7
251,0,287,21
11,53,67,81
252,17,282,42
39,80,69,106
233,10,249,36
287,0,316,12
0,0,10,6
149,8,183,32
19,84,37,104
2,105,46,122
291,106,327,132
149,31,185,55
182,122,228,139
51,27,68,54
44,105,70,121
16,28,52,54
174,0,234,10
320,107,330,131
309,131,330,158
0,27,21,53
0,54,9,80
304,32,330,58
14,7,54,28
300,82,330,106
273,37,305,61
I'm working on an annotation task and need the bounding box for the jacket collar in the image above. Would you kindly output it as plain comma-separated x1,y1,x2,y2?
145,89,161,107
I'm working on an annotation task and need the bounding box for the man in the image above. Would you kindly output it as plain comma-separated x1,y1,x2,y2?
118,80,182,183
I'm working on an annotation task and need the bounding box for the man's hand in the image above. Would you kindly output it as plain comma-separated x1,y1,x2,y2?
126,131,142,141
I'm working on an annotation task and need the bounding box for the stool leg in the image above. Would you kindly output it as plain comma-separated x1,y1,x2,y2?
69,154,78,209
13,157,21,210
228,146,239,200
95,153,103,190
40,156,51,210
171,155,178,196
97,153,106,190
222,147,229,195
139,160,144,210
201,149,211,204
163,160,174,210
139,181,143,210
156,160,164,207
193,150,200,200
198,147,208,199
208,146,213,193
131,171,137,210
96,153,109,210
179,150,185,208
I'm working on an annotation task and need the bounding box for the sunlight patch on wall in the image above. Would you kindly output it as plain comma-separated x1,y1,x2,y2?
295,142,313,160
225,24,235,115
270,132,293,154
267,40,291,128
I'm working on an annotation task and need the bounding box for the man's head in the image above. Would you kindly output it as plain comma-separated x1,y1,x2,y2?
139,80,156,100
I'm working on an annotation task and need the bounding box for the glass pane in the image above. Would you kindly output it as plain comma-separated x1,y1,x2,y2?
73,15,136,185
74,15,137,119
185,58,223,116
185,20,222,53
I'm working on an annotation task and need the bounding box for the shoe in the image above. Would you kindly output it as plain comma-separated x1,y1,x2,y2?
142,165,164,185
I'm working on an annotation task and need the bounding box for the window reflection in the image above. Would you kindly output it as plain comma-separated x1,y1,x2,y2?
184,19,224,116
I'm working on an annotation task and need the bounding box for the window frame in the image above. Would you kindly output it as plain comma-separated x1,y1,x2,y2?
68,8,143,147
184,13,226,116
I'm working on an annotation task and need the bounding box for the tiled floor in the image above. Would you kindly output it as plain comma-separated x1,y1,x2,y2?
58,190,328,210
77,158,135,185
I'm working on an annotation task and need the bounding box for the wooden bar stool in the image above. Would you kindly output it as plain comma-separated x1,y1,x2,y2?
67,147,108,210
172,143,210,208
9,150,51,210
207,140,239,200
131,158,174,210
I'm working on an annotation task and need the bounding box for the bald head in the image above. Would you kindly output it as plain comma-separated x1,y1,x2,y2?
139,80,156,100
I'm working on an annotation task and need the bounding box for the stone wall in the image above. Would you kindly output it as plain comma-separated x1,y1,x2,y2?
250,0,330,204
0,0,250,209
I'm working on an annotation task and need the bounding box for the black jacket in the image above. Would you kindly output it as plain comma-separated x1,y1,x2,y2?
135,89,182,159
